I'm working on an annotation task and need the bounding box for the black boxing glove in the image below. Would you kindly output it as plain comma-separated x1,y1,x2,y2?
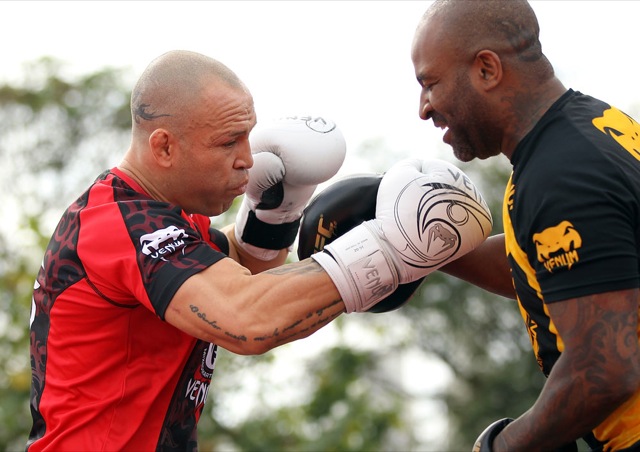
298,173,424,313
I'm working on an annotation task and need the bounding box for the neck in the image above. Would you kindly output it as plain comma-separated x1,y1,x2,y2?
117,152,169,203
501,77,567,160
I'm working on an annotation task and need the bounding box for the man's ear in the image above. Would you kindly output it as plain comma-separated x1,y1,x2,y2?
149,129,173,168
473,49,502,91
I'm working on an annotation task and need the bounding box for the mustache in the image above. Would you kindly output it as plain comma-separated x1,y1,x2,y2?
429,111,447,125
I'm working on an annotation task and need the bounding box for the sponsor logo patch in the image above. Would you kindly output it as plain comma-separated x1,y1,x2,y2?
593,107,640,160
140,225,188,260
533,220,582,272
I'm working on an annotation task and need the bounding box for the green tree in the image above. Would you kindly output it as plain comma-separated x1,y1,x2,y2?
0,58,133,451
1,59,546,451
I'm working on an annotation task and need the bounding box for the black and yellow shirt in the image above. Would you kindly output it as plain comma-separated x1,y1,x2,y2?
504,89,640,450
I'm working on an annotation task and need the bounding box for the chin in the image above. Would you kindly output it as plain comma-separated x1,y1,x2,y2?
192,205,223,218
452,139,496,162
452,147,476,163
214,203,233,216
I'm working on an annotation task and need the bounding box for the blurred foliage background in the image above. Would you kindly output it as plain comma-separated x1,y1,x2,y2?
1,59,550,451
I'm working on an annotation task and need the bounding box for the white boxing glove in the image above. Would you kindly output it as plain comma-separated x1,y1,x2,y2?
312,158,493,312
235,115,347,260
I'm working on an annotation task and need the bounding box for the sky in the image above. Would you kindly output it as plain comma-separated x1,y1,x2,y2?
3,1,640,174
3,1,640,446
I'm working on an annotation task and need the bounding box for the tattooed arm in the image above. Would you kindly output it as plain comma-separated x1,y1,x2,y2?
165,256,344,355
492,288,640,450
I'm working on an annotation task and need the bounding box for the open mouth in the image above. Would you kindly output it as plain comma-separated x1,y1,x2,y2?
433,120,450,144
442,128,452,144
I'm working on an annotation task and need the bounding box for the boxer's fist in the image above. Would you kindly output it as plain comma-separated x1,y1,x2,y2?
297,173,424,313
235,115,346,260
312,158,492,312
374,158,492,281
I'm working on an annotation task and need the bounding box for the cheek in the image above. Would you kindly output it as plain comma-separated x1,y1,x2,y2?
428,86,455,117
194,151,226,176
175,155,219,197
446,84,480,124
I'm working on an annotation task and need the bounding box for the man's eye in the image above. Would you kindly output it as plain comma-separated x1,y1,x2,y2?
418,77,433,91
223,141,236,148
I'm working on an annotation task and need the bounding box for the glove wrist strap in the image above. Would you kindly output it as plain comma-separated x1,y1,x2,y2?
311,222,399,312
241,210,301,250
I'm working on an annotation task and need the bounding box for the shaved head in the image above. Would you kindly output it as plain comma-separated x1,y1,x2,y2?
130,50,248,137
120,50,256,215
411,0,564,160
416,0,552,78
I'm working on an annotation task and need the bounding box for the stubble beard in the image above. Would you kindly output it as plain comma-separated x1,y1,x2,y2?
449,78,501,162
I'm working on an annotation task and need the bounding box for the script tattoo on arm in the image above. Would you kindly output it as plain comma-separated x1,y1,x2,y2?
190,303,248,342
258,259,343,344
188,259,344,347
254,299,343,345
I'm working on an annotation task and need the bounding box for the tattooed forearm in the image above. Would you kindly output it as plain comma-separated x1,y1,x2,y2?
256,309,342,346
191,304,248,342
280,299,343,335
186,257,346,352
190,304,221,330
254,299,343,343
225,332,248,342
300,310,342,336
315,298,344,317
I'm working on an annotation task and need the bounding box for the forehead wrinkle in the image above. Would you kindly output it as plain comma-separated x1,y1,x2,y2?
191,83,253,124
